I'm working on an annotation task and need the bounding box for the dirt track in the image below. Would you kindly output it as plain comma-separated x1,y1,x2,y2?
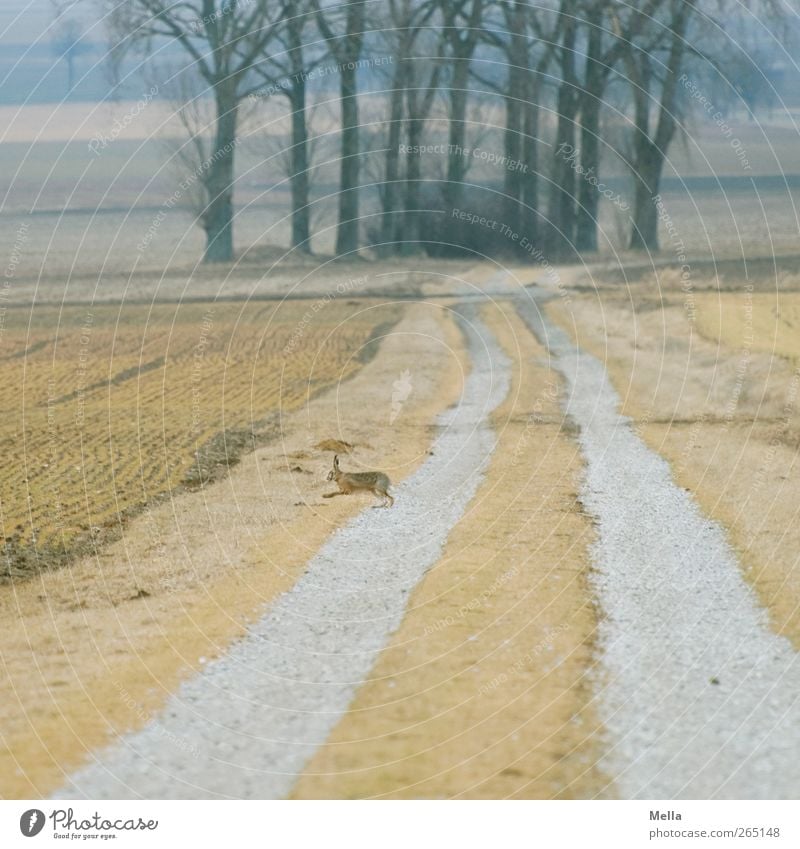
6,263,800,800
58,305,511,798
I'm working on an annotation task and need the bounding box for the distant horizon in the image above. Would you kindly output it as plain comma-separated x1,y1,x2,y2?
0,0,84,44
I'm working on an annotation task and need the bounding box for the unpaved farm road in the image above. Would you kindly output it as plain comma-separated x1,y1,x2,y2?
57,273,800,800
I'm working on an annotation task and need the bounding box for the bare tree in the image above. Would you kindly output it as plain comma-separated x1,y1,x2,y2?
100,0,287,263
52,18,92,93
574,1,615,253
314,0,368,256
613,0,698,251
251,2,321,253
440,0,485,211
480,1,558,246
373,0,439,254
571,0,651,253
546,0,581,258
497,0,529,232
401,33,445,253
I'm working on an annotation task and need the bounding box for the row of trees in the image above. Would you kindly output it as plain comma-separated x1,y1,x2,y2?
98,0,789,263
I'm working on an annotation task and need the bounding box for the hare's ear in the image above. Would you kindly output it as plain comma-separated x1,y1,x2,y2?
333,454,339,469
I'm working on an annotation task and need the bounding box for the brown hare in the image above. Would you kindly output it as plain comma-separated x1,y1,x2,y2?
323,454,394,508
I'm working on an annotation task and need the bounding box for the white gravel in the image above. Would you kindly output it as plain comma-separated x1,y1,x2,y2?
56,307,510,800
519,290,800,799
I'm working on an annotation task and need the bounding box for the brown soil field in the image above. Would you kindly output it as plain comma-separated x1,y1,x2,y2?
0,298,400,581
293,299,609,799
548,280,800,649
0,301,467,798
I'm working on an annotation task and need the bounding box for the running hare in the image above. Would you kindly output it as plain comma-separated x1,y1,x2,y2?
324,454,394,508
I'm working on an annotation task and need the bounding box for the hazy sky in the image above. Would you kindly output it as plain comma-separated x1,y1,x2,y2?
0,0,90,44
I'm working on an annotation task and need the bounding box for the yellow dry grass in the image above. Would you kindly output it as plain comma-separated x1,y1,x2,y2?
692,290,800,363
0,299,400,576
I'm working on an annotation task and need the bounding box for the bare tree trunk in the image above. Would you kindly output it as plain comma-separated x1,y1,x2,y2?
520,85,540,244
502,1,527,231
627,0,696,251
547,6,579,258
103,0,287,265
444,60,470,210
337,60,361,255
402,116,425,252
575,8,606,253
402,50,442,255
380,56,409,253
288,80,312,253
284,16,312,254
442,0,483,211
316,0,366,256
629,140,662,251
203,86,238,263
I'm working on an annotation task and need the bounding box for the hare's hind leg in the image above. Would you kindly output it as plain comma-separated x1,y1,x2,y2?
371,488,392,508
372,488,394,508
